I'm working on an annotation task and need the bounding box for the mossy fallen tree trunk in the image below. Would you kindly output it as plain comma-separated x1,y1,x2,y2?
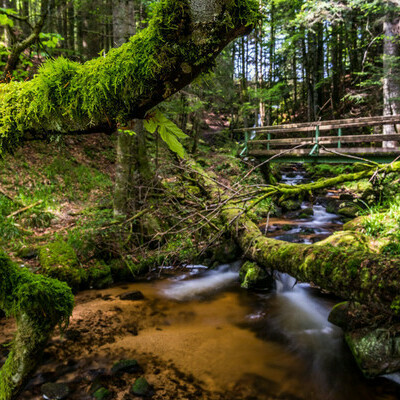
190,161,400,376
0,0,259,153
0,252,74,400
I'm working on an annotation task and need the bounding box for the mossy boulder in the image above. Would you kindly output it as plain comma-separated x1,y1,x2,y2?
131,377,151,397
345,327,400,377
93,387,112,400
280,199,302,212
343,216,367,231
239,261,274,290
87,262,113,289
39,241,85,291
298,207,314,219
338,205,359,218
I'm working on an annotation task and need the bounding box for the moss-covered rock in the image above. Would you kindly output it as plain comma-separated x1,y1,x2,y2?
87,261,113,289
239,261,274,290
345,327,400,378
343,216,367,231
338,205,359,218
93,387,112,400
280,199,302,212
131,377,151,397
39,240,85,291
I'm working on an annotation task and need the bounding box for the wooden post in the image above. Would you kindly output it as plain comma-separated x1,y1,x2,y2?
267,133,271,151
338,128,342,149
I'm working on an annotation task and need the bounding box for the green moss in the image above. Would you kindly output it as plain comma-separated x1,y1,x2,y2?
87,261,113,289
39,241,85,291
0,250,73,327
239,261,273,290
0,0,260,153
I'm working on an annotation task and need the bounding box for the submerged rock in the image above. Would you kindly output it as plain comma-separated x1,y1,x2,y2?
93,387,112,400
111,359,142,375
329,302,400,377
41,382,70,400
119,291,145,301
239,261,274,290
131,377,152,396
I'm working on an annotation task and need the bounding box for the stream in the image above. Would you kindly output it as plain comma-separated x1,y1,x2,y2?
1,168,400,399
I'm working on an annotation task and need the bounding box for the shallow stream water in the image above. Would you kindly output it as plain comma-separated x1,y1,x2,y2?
2,169,400,399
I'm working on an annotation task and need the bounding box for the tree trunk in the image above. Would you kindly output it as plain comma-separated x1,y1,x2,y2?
113,0,136,47
383,13,400,148
0,253,73,400
114,119,151,216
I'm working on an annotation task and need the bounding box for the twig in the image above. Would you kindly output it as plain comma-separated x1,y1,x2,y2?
233,143,309,188
319,145,379,166
98,208,149,231
7,200,43,218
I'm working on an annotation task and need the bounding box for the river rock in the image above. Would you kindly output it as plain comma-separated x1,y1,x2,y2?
298,207,314,219
111,359,142,375
280,199,302,212
345,328,400,377
239,261,274,290
41,382,70,400
93,387,112,400
119,291,145,301
338,205,359,218
131,377,152,396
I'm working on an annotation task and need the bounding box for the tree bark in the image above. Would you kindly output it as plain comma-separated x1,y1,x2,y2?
383,11,400,148
114,119,152,216
0,252,74,400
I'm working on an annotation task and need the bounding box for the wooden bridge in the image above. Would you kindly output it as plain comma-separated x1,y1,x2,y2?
235,115,400,163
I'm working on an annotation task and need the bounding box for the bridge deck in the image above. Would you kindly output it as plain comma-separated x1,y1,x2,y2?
236,115,400,163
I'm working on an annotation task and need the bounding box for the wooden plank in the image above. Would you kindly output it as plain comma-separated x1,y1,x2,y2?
250,120,400,135
234,115,400,133
248,134,400,146
248,147,400,157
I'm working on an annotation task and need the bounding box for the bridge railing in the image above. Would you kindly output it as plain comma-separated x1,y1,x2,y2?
234,115,400,162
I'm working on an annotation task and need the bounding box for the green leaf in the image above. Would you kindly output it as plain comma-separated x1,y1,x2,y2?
144,110,188,158
159,127,186,158
144,118,158,133
0,14,14,27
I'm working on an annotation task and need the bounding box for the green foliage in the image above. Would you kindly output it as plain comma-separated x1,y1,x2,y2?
0,7,16,27
39,32,65,49
144,110,188,157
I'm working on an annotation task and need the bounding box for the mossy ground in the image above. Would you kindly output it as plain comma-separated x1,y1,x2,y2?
0,130,262,291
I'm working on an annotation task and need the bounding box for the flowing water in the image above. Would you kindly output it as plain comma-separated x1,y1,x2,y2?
2,169,400,399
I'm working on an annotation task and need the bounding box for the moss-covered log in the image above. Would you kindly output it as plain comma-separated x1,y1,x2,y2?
0,0,259,153
0,252,74,400
191,160,400,316
190,160,400,376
